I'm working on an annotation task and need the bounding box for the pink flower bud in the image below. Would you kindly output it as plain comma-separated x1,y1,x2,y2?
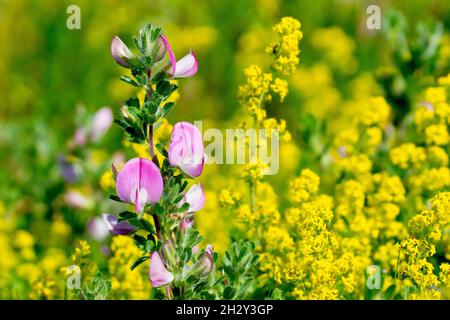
111,36,137,68
197,244,214,277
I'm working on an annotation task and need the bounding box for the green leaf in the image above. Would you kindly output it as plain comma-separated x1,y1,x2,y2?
384,284,396,300
118,211,137,221
130,255,150,271
155,143,168,157
223,286,235,299
153,203,165,215
157,102,175,119
140,218,156,234
133,234,147,251
124,97,140,108
109,195,124,203
120,76,140,87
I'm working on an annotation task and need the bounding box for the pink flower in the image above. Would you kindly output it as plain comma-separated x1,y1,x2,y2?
102,214,137,235
74,128,86,146
168,122,205,177
149,251,174,287
111,36,137,68
160,35,198,79
90,107,113,141
64,190,92,209
87,216,110,241
179,184,205,231
179,184,205,213
115,158,164,213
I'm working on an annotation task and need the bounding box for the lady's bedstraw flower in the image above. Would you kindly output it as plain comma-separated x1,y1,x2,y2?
169,122,206,177
149,251,174,287
115,158,164,213
267,17,303,76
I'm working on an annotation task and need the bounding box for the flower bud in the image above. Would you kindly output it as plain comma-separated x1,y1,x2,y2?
121,105,136,123
111,36,138,68
194,244,214,277
161,239,177,267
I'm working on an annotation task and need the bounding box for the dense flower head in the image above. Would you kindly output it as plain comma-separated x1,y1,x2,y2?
289,169,320,203
268,17,303,76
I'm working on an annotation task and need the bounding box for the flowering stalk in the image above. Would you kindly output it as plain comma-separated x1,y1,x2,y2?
105,23,219,299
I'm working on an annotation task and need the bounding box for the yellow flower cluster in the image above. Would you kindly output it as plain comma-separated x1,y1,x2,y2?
289,169,320,203
390,143,426,169
108,235,151,299
267,17,303,76
400,192,450,298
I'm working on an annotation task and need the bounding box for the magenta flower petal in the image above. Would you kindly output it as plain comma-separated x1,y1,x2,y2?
168,122,205,177
149,251,174,287
160,35,177,75
102,214,136,235
90,107,113,141
173,51,198,78
116,158,164,212
111,36,135,68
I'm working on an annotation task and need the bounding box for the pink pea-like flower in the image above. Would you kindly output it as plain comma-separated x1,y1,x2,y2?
90,107,113,141
169,122,205,177
180,184,206,213
149,251,174,287
160,35,198,79
111,36,137,68
115,158,164,213
179,184,205,231
87,216,110,241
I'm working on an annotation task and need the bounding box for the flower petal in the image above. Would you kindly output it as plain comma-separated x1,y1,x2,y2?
87,217,110,241
168,122,205,177
149,251,174,287
182,183,206,213
173,51,198,78
160,35,177,75
101,214,136,235
116,158,164,210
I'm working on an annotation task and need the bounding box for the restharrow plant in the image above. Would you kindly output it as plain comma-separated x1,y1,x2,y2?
103,23,258,300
